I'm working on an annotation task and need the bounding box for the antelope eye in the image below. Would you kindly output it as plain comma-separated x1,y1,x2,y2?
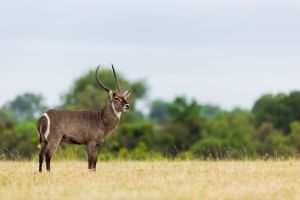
115,97,122,101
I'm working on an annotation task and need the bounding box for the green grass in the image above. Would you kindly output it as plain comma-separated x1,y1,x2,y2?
0,160,300,200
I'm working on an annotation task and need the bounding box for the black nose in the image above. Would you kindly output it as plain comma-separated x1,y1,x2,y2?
125,104,130,110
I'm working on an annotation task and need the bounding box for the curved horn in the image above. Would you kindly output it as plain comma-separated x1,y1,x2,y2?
95,65,110,92
111,64,121,92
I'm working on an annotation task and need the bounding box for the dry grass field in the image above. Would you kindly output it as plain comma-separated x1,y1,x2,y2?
0,160,299,200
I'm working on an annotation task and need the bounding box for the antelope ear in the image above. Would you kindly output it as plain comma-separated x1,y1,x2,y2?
109,90,114,100
124,89,131,99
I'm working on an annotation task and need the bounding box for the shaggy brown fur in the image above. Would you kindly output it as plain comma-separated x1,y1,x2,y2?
37,66,130,172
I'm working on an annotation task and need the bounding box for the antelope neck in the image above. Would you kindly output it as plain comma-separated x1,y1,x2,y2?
111,102,122,119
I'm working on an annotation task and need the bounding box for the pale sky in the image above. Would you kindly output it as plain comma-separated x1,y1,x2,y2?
1,0,300,110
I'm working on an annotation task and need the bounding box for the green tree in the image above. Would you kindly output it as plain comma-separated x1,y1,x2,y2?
255,122,275,142
2,93,47,121
200,105,223,119
160,97,206,152
0,119,37,159
62,68,147,110
192,109,257,159
284,91,300,122
252,91,300,132
61,68,147,123
290,121,300,152
149,100,172,124
252,93,292,132
0,109,14,133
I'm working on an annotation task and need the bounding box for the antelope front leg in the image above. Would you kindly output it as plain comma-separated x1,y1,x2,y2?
87,143,98,171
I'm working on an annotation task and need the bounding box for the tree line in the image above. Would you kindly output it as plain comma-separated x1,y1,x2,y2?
1,69,300,160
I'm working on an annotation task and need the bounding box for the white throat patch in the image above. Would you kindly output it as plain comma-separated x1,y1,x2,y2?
112,103,122,119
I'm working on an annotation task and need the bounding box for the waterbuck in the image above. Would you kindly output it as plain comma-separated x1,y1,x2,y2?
37,65,131,172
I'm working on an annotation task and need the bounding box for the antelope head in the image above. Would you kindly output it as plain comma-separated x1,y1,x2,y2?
95,64,131,113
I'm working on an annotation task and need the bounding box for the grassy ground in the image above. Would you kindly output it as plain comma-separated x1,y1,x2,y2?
0,160,299,200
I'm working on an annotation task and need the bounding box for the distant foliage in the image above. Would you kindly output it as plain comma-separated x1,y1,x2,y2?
61,68,147,124
61,69,147,111
1,69,300,160
149,100,172,124
253,91,300,132
2,93,47,121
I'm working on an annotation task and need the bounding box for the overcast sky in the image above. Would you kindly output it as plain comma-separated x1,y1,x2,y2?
1,0,299,110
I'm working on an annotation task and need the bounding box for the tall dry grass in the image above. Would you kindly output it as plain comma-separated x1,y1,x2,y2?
0,160,299,200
